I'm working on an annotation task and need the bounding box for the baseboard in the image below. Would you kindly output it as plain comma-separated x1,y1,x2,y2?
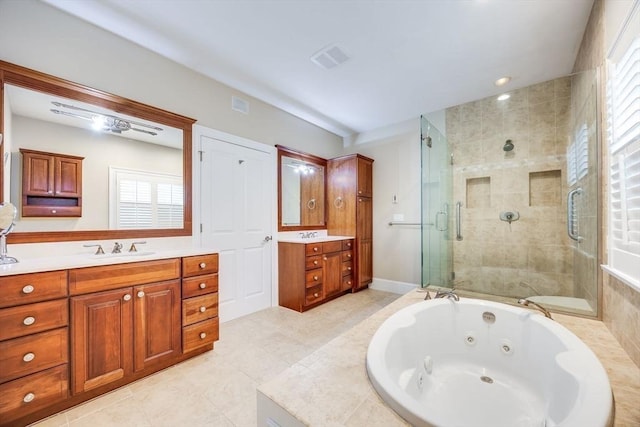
369,278,418,295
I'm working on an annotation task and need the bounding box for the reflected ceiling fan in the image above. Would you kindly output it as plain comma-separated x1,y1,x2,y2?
50,101,163,136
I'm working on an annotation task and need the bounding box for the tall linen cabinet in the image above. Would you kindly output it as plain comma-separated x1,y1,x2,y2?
327,154,374,291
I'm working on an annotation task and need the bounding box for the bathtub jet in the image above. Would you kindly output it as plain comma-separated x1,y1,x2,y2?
366,298,613,427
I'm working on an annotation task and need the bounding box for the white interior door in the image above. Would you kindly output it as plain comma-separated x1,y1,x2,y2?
198,128,274,322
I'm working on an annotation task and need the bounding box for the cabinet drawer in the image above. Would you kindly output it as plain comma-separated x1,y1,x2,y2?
182,254,219,277
0,271,68,308
182,274,218,299
322,240,342,254
305,243,323,256
69,259,180,295
0,327,68,383
342,240,354,251
305,255,322,270
305,285,323,306
0,299,68,341
305,269,323,288
0,364,68,417
342,261,353,276
182,293,218,326
342,275,354,291
342,250,353,262
183,318,219,353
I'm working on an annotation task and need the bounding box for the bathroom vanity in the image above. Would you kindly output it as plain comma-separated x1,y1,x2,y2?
0,250,218,426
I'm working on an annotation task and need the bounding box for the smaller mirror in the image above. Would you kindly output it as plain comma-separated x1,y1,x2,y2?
277,146,327,231
0,202,18,263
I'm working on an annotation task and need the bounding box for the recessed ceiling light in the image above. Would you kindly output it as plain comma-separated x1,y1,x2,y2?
497,94,511,101
495,76,511,87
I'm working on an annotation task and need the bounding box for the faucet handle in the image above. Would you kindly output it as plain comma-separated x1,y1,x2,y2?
129,241,147,252
83,244,104,255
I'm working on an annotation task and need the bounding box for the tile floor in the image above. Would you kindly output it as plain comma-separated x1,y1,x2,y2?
32,289,400,427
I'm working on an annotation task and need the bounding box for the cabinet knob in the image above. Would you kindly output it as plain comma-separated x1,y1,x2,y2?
23,392,36,403
348,281,352,285
51,209,57,214
347,254,352,258
199,262,207,269
123,294,132,301
348,267,352,271
313,293,319,298
313,275,319,281
22,285,35,294
313,260,318,265
23,352,35,363
137,291,145,298
199,283,207,289
23,316,35,326
313,247,319,252
199,332,207,339
199,306,206,313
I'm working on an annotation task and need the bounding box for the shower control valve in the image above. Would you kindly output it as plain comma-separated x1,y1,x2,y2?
499,211,520,224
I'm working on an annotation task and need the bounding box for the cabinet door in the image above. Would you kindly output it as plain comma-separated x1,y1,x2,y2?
322,250,343,297
71,288,133,394
55,156,82,197
22,152,54,196
356,197,373,288
134,280,181,372
356,157,373,198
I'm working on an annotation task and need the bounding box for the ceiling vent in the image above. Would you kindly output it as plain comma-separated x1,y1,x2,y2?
231,96,249,114
310,44,350,70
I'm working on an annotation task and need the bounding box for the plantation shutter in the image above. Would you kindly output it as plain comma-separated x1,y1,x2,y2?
608,35,640,278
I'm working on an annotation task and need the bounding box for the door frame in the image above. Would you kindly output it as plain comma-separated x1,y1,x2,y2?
192,125,278,308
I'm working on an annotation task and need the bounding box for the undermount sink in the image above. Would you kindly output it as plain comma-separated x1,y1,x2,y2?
90,251,156,259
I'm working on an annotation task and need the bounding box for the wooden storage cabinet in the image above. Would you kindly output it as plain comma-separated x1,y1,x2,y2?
0,270,69,423
181,254,220,353
20,149,84,217
327,154,374,291
278,239,354,312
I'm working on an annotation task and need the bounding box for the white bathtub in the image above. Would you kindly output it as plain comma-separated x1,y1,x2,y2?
366,298,613,427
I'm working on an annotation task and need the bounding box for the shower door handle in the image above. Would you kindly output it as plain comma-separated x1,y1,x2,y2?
455,202,463,241
567,188,583,242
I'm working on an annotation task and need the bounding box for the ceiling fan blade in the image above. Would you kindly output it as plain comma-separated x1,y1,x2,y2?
51,101,163,132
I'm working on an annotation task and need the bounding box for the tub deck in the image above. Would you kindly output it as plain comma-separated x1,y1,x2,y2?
257,290,640,426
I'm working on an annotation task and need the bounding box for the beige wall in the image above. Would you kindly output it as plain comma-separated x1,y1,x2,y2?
573,0,640,367
0,0,343,160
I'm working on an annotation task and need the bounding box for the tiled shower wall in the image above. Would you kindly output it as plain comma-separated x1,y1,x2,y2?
446,77,576,298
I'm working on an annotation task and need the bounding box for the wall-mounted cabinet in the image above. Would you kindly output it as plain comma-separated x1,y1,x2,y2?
20,149,83,217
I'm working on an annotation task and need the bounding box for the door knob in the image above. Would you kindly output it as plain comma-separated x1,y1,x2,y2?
264,235,273,242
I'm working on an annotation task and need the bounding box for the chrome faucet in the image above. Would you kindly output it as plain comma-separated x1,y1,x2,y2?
434,290,459,301
111,242,123,254
517,298,553,319
299,231,318,239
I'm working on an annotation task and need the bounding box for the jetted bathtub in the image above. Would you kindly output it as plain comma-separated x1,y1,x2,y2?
366,298,613,427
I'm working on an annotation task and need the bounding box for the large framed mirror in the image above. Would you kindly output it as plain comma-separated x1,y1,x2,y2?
0,60,195,243
277,145,327,231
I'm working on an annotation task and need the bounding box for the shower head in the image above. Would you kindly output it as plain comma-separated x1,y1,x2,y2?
503,139,514,152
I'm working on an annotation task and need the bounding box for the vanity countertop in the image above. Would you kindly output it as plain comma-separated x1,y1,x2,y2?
278,235,354,244
0,247,218,276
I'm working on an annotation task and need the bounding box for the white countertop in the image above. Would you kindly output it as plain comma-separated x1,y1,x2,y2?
0,247,218,276
278,235,354,244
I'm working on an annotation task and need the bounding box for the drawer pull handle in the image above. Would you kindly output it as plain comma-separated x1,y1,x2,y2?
23,392,35,403
137,291,145,298
23,352,35,362
23,316,35,326
313,276,319,281
199,306,206,313
199,332,207,339
313,260,318,265
199,262,207,269
22,285,35,294
313,292,319,298
123,294,132,302
199,283,207,289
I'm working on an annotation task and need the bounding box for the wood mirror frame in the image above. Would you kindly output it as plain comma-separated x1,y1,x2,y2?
277,145,327,232
0,60,196,243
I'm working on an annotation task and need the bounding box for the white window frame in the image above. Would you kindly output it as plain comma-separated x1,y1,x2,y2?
109,167,183,229
605,15,640,290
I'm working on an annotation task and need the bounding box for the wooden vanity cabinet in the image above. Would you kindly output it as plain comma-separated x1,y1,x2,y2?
20,149,84,217
279,239,354,312
327,154,374,291
0,271,69,421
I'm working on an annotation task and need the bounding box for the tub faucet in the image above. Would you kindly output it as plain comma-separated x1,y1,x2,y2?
434,290,459,301
517,298,553,319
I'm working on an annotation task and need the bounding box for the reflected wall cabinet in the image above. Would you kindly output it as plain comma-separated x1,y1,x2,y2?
327,154,374,291
20,149,84,217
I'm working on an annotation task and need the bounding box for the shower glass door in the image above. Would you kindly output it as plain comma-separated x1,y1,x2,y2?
420,115,453,288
